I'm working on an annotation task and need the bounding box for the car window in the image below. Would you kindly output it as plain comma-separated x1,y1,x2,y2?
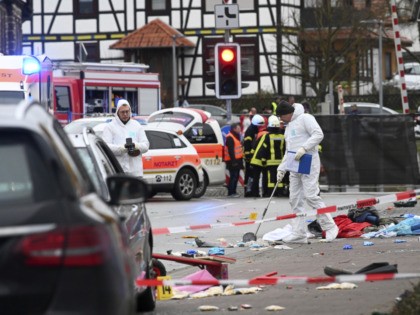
55,86,71,111
0,132,58,204
148,111,194,127
145,130,186,149
184,123,218,144
75,147,103,194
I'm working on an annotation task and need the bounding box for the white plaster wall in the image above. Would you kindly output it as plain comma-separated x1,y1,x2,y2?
75,19,97,33
45,42,74,60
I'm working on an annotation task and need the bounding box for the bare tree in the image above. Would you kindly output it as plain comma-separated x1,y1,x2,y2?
276,2,386,99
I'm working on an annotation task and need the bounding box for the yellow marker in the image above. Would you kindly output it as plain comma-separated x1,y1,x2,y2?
156,276,173,300
249,212,258,220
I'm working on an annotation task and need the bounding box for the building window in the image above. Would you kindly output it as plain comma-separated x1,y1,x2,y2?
385,52,392,79
358,48,372,80
74,0,98,19
202,36,258,83
75,42,100,62
146,0,170,15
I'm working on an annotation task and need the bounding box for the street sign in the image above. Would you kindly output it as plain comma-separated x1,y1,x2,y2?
215,4,239,29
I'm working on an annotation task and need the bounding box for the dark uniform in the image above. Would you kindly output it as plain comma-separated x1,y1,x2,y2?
250,125,286,197
243,124,259,196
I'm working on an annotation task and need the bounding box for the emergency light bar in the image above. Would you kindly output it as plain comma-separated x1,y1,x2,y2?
22,57,41,75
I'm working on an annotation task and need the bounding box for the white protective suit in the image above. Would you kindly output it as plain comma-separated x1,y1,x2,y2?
102,102,149,177
277,103,338,242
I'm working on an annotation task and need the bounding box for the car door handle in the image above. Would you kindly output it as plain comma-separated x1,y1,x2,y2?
175,156,181,160
145,156,152,161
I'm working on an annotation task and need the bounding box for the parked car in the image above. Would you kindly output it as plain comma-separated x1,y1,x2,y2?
185,104,240,127
388,62,420,90
148,107,226,198
64,115,147,134
343,102,398,115
66,118,204,200
0,101,152,314
67,128,156,312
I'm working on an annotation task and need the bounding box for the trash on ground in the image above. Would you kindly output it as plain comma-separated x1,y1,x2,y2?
208,247,225,255
174,269,218,294
343,244,353,250
191,286,224,299
324,262,398,276
274,245,293,250
394,239,407,243
240,304,252,309
363,241,374,246
198,305,220,311
228,306,239,311
265,305,286,311
182,235,198,238
393,198,417,208
316,282,358,290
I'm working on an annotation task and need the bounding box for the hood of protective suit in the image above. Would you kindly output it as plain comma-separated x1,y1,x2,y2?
291,103,305,121
115,99,131,125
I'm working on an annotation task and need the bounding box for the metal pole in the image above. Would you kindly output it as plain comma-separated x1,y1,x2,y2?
379,21,383,113
224,30,232,122
172,35,177,107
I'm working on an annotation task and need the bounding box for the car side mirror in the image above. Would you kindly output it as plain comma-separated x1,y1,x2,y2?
106,175,149,205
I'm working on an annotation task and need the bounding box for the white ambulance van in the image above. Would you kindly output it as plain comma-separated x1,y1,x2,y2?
148,108,226,198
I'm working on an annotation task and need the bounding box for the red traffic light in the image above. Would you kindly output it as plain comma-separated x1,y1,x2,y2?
220,48,235,63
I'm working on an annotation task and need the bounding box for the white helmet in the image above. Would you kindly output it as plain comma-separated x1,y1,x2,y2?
268,115,280,128
251,114,265,126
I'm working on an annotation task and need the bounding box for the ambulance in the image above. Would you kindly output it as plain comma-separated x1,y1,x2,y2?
147,108,226,197
53,62,161,125
0,54,53,110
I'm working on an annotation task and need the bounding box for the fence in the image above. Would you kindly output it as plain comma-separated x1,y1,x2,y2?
188,92,420,115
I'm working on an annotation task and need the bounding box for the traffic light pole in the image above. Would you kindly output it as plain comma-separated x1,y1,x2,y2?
224,30,232,122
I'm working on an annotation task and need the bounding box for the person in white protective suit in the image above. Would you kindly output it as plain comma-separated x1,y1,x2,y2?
276,101,338,243
102,99,150,177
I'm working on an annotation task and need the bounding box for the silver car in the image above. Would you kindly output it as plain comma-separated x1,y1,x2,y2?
67,128,156,313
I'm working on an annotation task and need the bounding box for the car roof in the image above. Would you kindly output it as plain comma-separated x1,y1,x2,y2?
149,107,211,122
343,102,398,114
0,101,94,194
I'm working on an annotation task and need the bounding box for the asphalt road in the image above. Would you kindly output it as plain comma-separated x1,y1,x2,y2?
143,187,420,315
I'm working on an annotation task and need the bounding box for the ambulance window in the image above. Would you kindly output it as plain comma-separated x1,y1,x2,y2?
145,130,173,149
0,91,24,105
184,123,218,144
145,130,187,149
148,112,194,126
55,86,71,111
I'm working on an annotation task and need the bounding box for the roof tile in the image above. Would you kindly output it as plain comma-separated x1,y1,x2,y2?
110,19,195,49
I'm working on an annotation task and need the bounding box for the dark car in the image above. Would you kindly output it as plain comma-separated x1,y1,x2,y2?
67,128,156,312
0,101,153,314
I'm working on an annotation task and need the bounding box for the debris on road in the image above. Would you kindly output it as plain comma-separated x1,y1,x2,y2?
393,198,417,208
265,305,286,311
240,304,253,309
198,305,220,311
316,282,358,290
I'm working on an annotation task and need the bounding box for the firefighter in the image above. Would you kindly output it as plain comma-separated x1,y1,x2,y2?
250,115,286,197
224,123,244,197
243,114,265,197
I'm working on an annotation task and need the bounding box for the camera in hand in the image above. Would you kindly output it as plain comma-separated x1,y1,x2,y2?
125,138,140,157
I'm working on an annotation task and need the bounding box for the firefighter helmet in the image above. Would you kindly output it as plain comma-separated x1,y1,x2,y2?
251,114,265,126
268,115,280,128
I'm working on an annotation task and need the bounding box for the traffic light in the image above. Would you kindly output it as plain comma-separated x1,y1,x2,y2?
215,43,241,99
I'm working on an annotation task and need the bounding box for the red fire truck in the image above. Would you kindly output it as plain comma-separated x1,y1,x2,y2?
0,54,53,110
53,62,161,125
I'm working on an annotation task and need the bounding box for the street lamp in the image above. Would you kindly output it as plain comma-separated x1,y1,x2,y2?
361,19,383,113
172,34,185,107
